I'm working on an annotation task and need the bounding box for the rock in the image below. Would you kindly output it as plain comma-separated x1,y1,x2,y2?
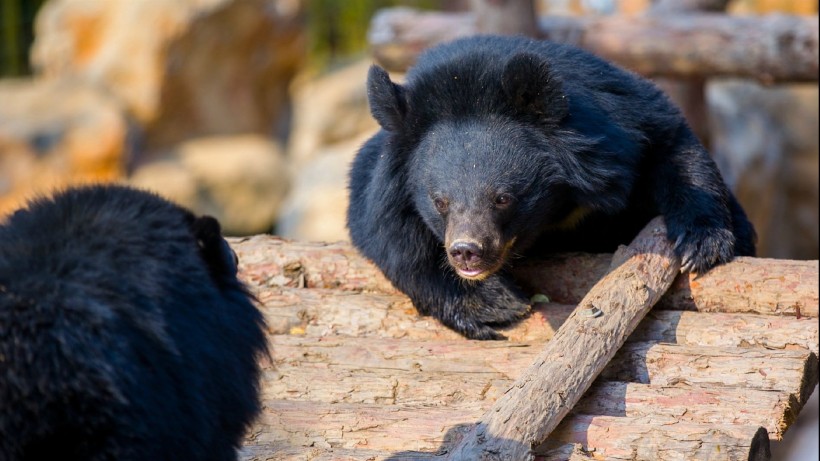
0,78,129,216
288,59,380,167
32,0,306,156
707,80,819,260
276,134,371,242
130,135,289,236
277,59,381,241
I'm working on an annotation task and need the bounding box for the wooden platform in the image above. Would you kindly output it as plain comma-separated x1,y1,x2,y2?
230,236,819,461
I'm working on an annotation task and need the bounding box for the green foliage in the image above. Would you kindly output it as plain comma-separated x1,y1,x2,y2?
307,0,436,68
0,0,47,76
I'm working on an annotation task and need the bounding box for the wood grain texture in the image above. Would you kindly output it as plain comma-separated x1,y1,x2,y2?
229,226,817,460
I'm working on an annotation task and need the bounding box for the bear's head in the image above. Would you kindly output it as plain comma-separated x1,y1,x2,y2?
366,47,637,280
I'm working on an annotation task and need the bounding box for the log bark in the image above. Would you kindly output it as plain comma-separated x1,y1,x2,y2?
263,343,800,438
446,217,680,460
518,256,819,317
230,237,819,318
242,429,770,461
599,343,818,406
254,287,819,353
266,335,817,398
367,7,819,84
539,418,771,461
262,336,816,438
245,399,770,460
231,237,398,294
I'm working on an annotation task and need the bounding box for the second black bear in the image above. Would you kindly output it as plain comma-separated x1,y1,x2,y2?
348,35,756,340
0,185,267,460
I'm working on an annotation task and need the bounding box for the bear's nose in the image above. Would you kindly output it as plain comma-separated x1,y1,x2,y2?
448,240,483,264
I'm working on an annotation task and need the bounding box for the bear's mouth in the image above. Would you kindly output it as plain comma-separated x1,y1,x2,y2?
448,237,516,281
455,266,489,280
451,257,506,281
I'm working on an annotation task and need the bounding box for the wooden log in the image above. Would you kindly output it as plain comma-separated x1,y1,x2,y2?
468,0,538,36
241,445,399,461
629,310,819,355
539,418,771,461
601,342,818,406
264,336,816,401
653,259,819,317
518,256,820,318
231,236,398,294
230,237,819,318
241,428,770,461
367,7,819,84
245,400,770,460
256,288,819,353
263,348,799,439
442,217,682,460
572,382,795,439
247,399,482,451
259,331,816,449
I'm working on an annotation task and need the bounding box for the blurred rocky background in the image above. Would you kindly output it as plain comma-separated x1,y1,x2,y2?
0,0,816,255
0,0,817,458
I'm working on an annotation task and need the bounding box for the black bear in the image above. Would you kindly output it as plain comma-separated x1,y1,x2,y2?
0,185,267,461
348,35,756,340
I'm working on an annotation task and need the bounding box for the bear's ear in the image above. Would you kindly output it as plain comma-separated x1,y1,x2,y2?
367,65,407,132
501,52,568,125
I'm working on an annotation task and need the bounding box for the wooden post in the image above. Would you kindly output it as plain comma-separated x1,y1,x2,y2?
468,0,539,36
446,217,680,460
648,0,731,147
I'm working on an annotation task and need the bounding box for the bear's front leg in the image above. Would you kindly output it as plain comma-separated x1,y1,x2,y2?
434,273,532,340
648,130,751,274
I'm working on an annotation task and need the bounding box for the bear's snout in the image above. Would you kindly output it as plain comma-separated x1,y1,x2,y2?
449,240,483,265
447,238,500,280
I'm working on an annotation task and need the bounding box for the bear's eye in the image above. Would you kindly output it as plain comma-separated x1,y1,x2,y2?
433,197,449,214
494,193,514,208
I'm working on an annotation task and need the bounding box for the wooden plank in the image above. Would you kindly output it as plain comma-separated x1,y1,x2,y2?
244,400,770,460
230,237,820,318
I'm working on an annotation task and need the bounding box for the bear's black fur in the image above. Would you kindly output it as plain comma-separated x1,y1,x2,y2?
0,185,267,461
348,35,756,340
